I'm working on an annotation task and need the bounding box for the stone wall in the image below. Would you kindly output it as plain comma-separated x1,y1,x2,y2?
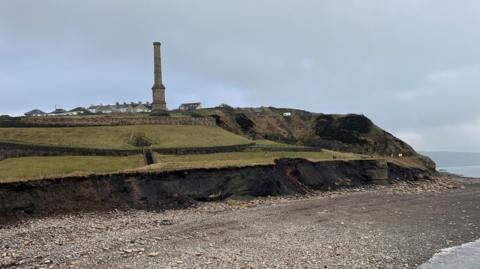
246,146,325,153
0,142,256,160
18,116,216,127
154,143,255,155
0,142,141,160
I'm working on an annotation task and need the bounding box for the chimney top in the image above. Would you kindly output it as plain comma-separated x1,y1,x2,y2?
153,42,161,46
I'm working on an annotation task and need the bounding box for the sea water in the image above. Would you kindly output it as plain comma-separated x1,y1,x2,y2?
418,239,480,269
417,167,480,268
440,165,480,178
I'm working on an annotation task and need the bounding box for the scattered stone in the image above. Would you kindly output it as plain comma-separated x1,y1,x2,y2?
147,252,160,257
0,176,476,268
159,219,174,226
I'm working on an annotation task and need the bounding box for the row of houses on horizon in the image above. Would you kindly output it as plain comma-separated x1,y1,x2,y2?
25,102,152,117
24,102,203,117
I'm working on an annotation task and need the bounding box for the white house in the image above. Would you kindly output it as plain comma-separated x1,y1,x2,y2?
96,105,115,114
133,104,150,113
87,105,100,113
179,102,202,111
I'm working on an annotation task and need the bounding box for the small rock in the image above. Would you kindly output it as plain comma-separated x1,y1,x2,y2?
69,260,81,266
147,252,160,257
159,219,174,226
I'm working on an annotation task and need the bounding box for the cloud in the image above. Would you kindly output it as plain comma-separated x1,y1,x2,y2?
394,131,426,151
1,0,480,151
392,66,480,101
396,117,480,152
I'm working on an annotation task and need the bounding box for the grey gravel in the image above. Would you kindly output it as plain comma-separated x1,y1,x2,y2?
0,177,479,269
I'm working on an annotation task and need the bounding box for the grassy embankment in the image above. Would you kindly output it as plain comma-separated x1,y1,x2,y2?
0,125,359,182
138,150,359,172
0,155,145,183
0,150,359,183
0,125,251,149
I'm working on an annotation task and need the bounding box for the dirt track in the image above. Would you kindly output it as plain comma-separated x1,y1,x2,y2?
1,181,479,269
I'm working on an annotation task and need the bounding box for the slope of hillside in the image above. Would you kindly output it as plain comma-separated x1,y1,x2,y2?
0,125,252,149
197,106,435,171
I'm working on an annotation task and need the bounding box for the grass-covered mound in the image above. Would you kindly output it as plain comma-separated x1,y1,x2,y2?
0,155,145,183
195,106,436,172
0,125,252,149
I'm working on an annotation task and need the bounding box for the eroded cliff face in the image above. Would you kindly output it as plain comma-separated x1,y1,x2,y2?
0,158,431,224
201,107,435,171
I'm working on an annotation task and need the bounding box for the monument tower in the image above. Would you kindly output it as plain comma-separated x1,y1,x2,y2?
151,42,168,115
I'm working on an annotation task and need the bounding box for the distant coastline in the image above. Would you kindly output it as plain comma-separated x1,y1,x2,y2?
421,151,480,178
439,165,480,178
421,151,480,167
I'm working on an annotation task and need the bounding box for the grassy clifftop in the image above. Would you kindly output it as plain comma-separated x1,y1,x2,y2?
0,125,252,149
0,155,145,182
0,150,358,182
145,150,358,172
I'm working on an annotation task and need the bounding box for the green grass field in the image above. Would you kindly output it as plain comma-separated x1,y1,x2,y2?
138,150,359,172
0,150,359,182
0,125,252,149
0,155,145,183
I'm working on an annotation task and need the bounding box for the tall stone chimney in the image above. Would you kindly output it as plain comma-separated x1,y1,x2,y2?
151,42,168,115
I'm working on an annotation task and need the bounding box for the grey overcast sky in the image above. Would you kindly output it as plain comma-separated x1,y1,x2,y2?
0,0,479,152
